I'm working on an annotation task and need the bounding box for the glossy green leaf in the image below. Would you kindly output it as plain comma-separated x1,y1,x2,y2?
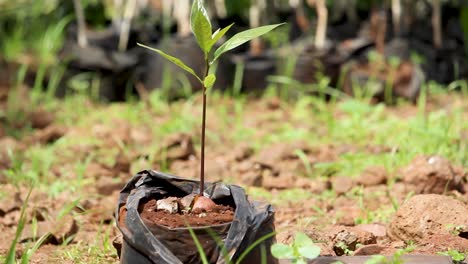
204,74,216,89
212,23,284,63
209,23,234,50
191,0,212,53
271,243,294,259
138,43,202,84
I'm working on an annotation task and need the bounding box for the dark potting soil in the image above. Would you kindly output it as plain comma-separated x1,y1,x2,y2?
140,199,234,229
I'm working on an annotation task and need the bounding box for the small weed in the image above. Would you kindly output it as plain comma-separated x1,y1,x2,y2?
437,249,466,262
271,232,321,264
335,241,358,255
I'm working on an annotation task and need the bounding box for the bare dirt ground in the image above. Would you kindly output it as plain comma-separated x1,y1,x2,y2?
0,92,466,263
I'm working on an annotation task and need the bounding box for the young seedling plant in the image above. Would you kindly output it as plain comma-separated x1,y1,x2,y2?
271,232,321,264
138,0,283,210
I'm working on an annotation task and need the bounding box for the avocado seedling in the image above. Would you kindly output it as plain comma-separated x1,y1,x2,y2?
138,0,283,212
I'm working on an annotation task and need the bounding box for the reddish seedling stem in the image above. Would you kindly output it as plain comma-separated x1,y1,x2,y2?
432,0,442,49
200,59,209,195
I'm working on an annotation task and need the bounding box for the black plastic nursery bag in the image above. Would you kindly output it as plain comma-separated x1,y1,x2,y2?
116,170,277,264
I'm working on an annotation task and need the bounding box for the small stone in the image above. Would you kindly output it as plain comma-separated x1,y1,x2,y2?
156,197,179,214
179,194,196,212
333,230,359,256
353,244,385,256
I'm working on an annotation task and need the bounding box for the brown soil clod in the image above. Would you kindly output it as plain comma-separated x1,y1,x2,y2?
388,194,468,242
20,214,78,245
330,227,377,256
401,155,465,194
30,108,54,129
160,133,195,161
332,176,355,195
140,198,234,229
95,176,125,196
357,166,387,187
26,125,67,144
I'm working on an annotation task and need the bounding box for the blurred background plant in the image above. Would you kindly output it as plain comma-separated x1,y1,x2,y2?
0,0,466,106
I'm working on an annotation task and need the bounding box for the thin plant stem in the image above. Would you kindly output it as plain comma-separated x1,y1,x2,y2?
200,58,209,195
72,0,88,47
432,0,442,48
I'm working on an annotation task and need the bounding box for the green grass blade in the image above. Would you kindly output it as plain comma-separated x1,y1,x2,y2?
187,225,209,264
20,232,51,264
6,187,33,264
235,231,276,264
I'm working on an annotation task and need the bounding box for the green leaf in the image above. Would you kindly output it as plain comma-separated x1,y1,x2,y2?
293,233,320,259
212,23,285,63
191,0,212,54
204,74,216,89
138,43,202,84
294,232,314,247
271,243,294,259
210,23,234,49
297,244,321,259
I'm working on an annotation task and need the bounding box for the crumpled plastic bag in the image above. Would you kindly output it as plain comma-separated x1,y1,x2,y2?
116,170,277,264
